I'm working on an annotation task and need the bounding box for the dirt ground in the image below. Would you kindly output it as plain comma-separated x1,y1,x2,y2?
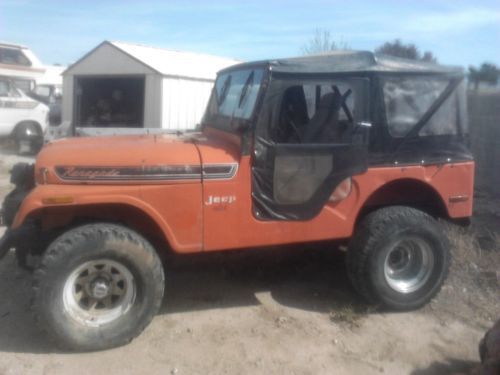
0,146,498,375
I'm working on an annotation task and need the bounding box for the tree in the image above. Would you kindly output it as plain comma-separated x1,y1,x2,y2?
375,39,437,63
301,29,350,55
468,63,499,91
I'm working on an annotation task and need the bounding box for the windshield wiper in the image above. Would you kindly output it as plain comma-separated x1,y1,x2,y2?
238,71,254,108
217,75,232,105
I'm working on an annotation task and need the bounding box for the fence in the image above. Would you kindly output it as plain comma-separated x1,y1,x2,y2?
468,91,500,196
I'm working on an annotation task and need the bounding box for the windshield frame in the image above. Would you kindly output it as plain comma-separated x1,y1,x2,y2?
202,65,269,134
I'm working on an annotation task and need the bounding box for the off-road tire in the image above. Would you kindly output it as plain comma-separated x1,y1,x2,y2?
346,206,450,310
32,223,165,351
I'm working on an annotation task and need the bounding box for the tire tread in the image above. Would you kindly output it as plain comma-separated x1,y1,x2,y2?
32,223,164,351
346,206,450,310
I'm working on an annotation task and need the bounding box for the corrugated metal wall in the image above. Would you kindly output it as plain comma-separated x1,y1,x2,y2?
61,76,74,124
469,91,500,196
161,77,213,130
143,74,162,128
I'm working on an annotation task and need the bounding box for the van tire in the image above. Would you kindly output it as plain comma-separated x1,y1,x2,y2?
346,206,450,310
13,121,43,155
32,223,165,351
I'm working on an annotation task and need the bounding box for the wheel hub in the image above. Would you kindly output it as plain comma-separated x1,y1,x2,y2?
383,237,435,294
388,247,411,271
90,278,111,299
62,259,136,327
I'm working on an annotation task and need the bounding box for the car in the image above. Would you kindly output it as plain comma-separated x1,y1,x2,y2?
0,51,474,351
0,77,49,154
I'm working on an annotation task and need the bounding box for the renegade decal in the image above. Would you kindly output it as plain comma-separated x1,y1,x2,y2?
55,165,201,181
55,163,238,181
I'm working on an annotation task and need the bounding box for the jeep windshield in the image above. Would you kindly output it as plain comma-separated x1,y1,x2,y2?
203,68,265,131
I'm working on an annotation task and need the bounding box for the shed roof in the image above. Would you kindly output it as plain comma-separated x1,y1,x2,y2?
221,50,463,76
65,41,240,80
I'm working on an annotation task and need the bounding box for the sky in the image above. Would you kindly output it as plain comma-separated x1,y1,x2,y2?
1,0,499,68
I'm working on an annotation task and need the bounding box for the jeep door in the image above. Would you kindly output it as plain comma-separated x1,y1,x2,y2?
252,76,370,220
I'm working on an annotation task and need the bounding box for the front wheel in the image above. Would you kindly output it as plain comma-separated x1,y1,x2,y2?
346,206,450,310
32,223,165,351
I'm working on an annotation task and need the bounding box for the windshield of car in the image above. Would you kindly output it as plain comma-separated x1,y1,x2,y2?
204,68,265,124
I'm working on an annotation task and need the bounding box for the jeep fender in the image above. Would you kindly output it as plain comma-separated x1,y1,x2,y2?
11,184,200,253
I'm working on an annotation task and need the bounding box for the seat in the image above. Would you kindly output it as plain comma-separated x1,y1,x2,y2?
303,91,343,143
277,86,309,143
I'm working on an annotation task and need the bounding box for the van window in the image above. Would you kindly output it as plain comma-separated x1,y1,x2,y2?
34,85,52,98
0,80,20,98
0,48,31,66
0,80,9,97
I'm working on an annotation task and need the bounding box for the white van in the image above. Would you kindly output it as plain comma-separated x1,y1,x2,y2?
0,77,49,154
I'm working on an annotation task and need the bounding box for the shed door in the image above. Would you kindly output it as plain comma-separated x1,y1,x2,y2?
252,77,370,220
74,75,145,128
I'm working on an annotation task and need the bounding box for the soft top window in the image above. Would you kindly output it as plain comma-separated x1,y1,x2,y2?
383,76,465,138
266,77,369,144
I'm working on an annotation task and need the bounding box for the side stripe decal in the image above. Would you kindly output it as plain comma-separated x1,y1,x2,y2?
55,163,238,181
203,164,238,180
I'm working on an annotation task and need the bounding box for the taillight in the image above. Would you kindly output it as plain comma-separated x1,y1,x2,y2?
329,178,352,202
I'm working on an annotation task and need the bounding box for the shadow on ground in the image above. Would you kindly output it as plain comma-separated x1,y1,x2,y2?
411,358,479,375
0,243,366,354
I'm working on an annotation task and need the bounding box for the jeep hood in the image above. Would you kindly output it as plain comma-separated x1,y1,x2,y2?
36,133,240,184
37,134,202,184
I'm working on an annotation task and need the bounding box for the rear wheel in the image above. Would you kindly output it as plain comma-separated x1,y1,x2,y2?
346,206,450,310
32,223,164,351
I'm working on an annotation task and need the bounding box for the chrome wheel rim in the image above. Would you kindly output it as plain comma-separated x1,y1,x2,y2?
383,237,435,294
63,259,136,327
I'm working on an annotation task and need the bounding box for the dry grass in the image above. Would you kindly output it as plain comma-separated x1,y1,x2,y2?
329,303,379,329
329,304,362,328
446,223,500,280
429,221,500,328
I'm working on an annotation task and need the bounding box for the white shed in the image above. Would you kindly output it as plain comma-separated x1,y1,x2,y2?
55,41,239,137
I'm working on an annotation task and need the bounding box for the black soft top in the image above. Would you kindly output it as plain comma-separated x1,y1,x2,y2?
219,50,463,76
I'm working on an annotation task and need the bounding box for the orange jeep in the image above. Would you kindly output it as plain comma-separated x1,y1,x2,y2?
0,51,474,351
